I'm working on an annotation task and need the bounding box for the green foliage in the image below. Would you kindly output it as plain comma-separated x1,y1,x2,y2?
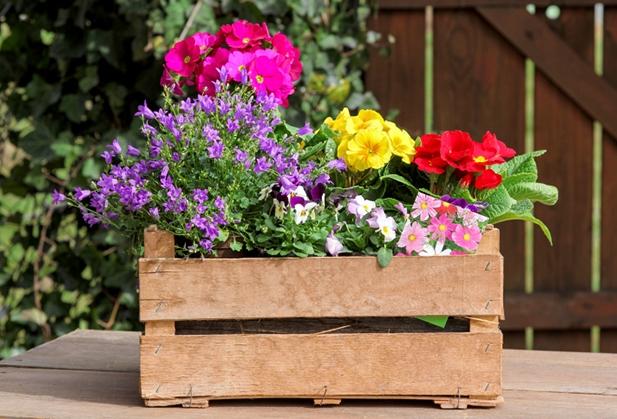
0,0,381,356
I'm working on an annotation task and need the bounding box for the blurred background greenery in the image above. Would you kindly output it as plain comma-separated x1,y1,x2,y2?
0,0,385,357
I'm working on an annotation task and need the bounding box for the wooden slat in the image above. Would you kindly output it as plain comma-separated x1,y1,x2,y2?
433,8,526,348
478,7,617,141
139,253,502,321
502,292,617,330
366,8,425,136
140,333,502,400
0,330,139,372
525,8,595,352
601,7,617,353
380,0,617,10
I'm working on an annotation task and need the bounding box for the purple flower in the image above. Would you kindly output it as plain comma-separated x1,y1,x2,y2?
100,151,113,164
440,194,489,214
394,202,408,218
127,145,140,157
326,233,344,256
327,159,347,172
74,187,91,201
135,100,155,119
108,139,122,155
367,207,386,229
298,122,313,136
149,139,163,158
52,190,65,204
254,157,271,174
208,141,224,159
227,118,239,132
235,149,248,164
172,152,181,162
149,207,160,220
202,125,220,143
82,212,100,226
199,239,213,251
198,95,215,114
193,189,209,204
214,196,225,210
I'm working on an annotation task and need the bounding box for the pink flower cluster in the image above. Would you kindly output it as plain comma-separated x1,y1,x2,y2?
161,20,302,106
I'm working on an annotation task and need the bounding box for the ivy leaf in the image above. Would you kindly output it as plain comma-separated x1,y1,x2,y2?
59,94,86,123
507,182,558,206
377,247,393,268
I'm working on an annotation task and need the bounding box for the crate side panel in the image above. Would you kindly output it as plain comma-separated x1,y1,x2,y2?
140,332,502,399
139,254,503,321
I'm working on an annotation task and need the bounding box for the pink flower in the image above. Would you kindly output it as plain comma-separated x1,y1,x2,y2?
411,193,440,221
366,207,386,228
397,221,428,255
451,224,482,251
160,67,184,95
326,233,344,256
427,214,455,243
189,31,220,54
225,51,254,82
271,33,302,81
221,20,270,50
164,37,201,77
249,52,293,105
196,48,230,95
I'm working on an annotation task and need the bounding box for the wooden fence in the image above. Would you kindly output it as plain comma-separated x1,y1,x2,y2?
367,0,617,352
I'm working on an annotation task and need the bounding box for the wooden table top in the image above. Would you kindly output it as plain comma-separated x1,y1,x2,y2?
1,330,616,418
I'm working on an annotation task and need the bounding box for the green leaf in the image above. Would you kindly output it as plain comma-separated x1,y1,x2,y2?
380,174,418,193
481,185,516,221
492,212,553,245
507,182,558,206
502,172,537,188
293,242,314,255
377,247,393,268
493,150,545,179
59,94,85,123
229,241,243,252
416,315,448,328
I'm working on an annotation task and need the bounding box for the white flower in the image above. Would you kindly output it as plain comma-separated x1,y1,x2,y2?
419,240,452,256
377,215,397,242
326,234,344,256
273,199,287,220
294,202,317,224
350,195,376,218
288,186,308,204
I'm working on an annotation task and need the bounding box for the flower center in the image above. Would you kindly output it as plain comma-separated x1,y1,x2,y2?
473,155,487,163
439,224,446,232
382,226,390,234
255,75,264,84
238,64,246,71
300,210,307,217
463,233,471,241
421,202,427,209
183,55,191,64
242,37,250,44
362,204,370,212
408,234,416,241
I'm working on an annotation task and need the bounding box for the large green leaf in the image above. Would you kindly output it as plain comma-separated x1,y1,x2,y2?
493,150,545,179
481,185,517,221
507,182,558,206
492,212,553,245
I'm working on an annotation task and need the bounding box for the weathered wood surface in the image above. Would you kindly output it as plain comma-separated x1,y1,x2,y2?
139,253,503,321
2,330,617,417
140,332,502,400
380,0,617,8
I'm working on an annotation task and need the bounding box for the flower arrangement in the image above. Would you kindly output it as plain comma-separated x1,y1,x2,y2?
55,20,558,267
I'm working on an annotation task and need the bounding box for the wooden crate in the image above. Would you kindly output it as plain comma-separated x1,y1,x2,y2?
139,227,504,409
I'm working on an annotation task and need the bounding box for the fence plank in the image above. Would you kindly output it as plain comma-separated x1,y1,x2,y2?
503,292,617,330
380,0,617,9
530,8,594,352
366,10,425,136
601,7,617,353
478,7,617,141
433,9,526,349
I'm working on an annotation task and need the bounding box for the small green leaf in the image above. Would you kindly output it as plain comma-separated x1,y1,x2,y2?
417,315,448,328
230,241,243,252
377,247,393,268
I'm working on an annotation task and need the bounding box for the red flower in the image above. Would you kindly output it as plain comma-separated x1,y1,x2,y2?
475,169,502,190
220,20,270,50
465,131,517,172
436,200,457,216
414,133,447,174
439,130,475,171
458,171,474,188
164,37,201,78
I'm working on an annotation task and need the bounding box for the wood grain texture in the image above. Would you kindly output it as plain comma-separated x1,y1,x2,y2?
530,8,594,352
139,253,503,321
140,332,502,400
145,321,175,336
143,226,174,258
366,9,425,136
601,7,617,353
433,9,525,348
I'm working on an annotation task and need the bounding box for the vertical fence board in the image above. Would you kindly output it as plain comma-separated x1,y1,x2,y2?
601,7,617,353
366,10,426,136
533,8,595,352
433,9,526,348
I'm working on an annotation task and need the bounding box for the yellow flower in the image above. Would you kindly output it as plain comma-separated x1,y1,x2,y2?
388,126,416,164
325,107,357,142
346,128,392,171
357,109,385,125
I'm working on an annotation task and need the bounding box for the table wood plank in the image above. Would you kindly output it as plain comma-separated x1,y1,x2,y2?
2,330,617,417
